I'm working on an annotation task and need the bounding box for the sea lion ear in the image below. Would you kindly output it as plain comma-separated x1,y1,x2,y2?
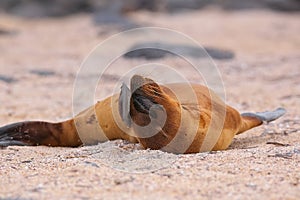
118,83,131,127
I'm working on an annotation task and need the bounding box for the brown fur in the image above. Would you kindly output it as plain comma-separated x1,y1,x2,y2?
0,75,283,153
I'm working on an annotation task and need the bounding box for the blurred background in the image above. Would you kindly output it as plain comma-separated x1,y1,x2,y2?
0,0,299,121
0,0,299,17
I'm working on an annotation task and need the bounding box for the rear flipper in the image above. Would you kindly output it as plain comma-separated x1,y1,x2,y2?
241,107,286,123
0,120,82,147
238,107,286,134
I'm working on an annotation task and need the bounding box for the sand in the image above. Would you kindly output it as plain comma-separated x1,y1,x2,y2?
0,8,299,199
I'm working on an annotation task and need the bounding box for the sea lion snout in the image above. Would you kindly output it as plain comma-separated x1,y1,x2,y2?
130,75,155,93
129,75,167,126
130,75,164,100
127,75,181,150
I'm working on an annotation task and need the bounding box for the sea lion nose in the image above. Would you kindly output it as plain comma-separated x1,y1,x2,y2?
130,75,145,93
130,75,154,93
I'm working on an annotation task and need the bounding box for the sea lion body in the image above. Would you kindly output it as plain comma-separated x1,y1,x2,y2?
0,75,286,153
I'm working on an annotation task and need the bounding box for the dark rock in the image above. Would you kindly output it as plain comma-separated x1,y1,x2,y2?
266,0,300,12
0,75,17,84
124,42,235,60
0,0,298,19
92,12,138,30
29,69,56,77
205,47,235,60
124,48,171,60
0,28,18,36
0,0,91,18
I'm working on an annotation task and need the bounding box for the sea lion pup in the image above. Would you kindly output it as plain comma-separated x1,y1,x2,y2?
0,75,286,153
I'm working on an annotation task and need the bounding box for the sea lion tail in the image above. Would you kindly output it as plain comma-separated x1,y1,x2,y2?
237,107,286,134
0,120,82,147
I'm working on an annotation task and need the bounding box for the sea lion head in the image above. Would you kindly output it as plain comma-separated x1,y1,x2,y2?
127,75,181,150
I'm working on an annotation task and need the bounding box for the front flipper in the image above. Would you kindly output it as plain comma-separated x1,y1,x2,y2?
119,83,132,128
0,121,64,147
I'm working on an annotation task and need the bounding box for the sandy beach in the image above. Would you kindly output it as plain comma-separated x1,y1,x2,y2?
0,5,299,199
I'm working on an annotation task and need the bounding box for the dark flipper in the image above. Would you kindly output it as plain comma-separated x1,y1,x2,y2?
0,121,62,147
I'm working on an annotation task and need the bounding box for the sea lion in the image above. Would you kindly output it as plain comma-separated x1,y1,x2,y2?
0,75,286,153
